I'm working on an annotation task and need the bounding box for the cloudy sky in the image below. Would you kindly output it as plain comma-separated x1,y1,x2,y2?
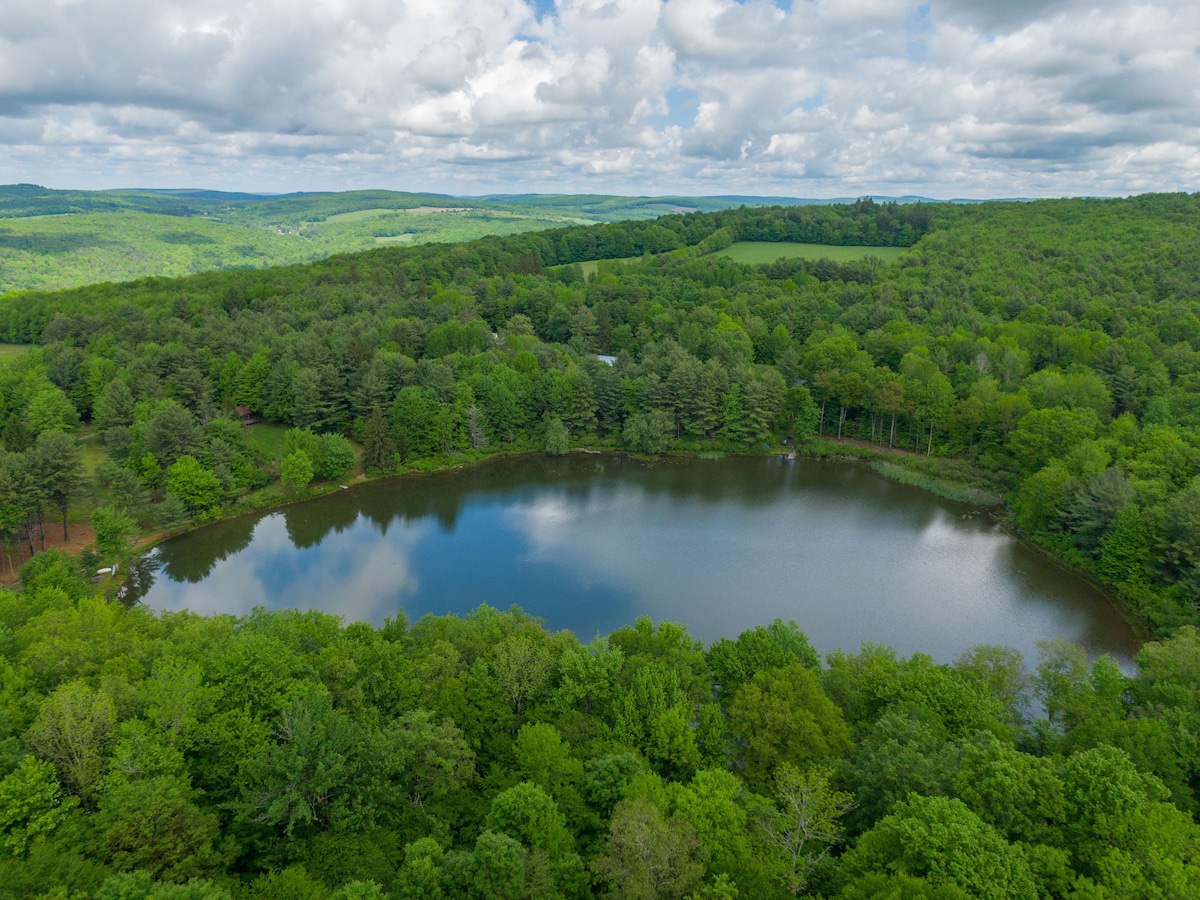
1,0,1197,197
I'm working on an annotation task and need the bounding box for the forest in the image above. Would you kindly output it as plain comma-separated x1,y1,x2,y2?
0,194,1199,897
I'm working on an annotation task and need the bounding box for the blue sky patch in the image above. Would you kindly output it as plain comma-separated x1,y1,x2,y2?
651,87,701,130
907,3,932,64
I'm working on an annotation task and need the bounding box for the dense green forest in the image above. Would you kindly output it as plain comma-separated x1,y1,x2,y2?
5,582,1200,899
0,186,810,294
0,194,1199,897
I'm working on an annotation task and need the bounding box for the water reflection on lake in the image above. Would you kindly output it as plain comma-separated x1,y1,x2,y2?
134,455,1141,665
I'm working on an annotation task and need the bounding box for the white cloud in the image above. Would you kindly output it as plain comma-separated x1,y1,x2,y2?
0,0,1197,195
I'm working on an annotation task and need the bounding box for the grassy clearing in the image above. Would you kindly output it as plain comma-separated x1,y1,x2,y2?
324,207,431,223
869,460,1003,506
374,234,416,244
0,344,31,357
246,423,289,464
576,256,647,276
714,241,909,265
78,435,107,479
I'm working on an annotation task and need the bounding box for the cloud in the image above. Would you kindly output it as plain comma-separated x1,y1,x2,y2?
145,512,427,626
0,0,1197,195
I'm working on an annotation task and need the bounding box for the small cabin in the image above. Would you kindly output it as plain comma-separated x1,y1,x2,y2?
236,405,262,426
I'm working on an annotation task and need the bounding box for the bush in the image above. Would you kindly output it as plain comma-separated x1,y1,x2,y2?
281,451,315,493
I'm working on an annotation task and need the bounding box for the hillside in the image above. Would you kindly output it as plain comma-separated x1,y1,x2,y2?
0,186,845,293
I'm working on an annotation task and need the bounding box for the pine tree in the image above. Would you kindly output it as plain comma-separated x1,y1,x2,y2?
362,408,396,475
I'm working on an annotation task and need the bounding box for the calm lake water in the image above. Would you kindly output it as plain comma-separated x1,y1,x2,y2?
134,455,1141,665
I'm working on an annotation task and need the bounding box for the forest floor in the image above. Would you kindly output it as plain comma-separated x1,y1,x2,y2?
827,434,920,455
0,520,97,587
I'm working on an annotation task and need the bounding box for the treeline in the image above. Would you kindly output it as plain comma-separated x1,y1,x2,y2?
2,585,1200,899
0,199,938,341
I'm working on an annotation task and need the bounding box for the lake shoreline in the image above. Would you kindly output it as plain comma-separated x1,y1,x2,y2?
128,448,1143,668
110,435,1150,649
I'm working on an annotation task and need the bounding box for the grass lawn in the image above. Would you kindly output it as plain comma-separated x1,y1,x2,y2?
714,241,910,264
79,436,108,479
246,423,290,463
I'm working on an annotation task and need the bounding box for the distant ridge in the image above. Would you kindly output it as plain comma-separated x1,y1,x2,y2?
0,185,1025,294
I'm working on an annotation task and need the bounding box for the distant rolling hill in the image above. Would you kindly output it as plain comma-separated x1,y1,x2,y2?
0,185,937,293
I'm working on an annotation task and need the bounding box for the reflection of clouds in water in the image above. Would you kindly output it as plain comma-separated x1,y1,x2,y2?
506,480,1136,665
507,487,788,612
146,514,426,626
916,513,1008,575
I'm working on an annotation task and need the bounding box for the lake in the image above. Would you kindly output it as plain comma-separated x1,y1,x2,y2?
132,455,1141,666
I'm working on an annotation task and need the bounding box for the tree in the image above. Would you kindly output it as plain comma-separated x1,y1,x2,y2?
95,872,233,900
484,781,574,861
165,456,222,513
874,380,907,449
758,765,854,895
847,711,959,832
1165,475,1200,594
315,433,356,480
624,410,674,454
590,798,704,900
782,385,820,444
465,830,526,900
26,386,80,435
361,407,396,475
672,768,756,889
514,723,582,796
900,350,954,456
32,429,82,541
329,882,387,900
1012,465,1071,535
96,775,221,880
1006,408,1099,474
707,619,821,696
544,416,569,456
237,693,364,840
839,795,1038,900
142,402,203,468
91,505,138,560
280,450,315,493
727,664,854,792
953,732,1065,847
0,755,77,856
157,493,190,528
1098,504,1151,586
1063,467,1136,551
94,378,136,432
394,838,447,900
25,680,116,801
490,629,555,715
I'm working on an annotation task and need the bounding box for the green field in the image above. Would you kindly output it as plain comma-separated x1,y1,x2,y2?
714,241,909,264
0,343,31,358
